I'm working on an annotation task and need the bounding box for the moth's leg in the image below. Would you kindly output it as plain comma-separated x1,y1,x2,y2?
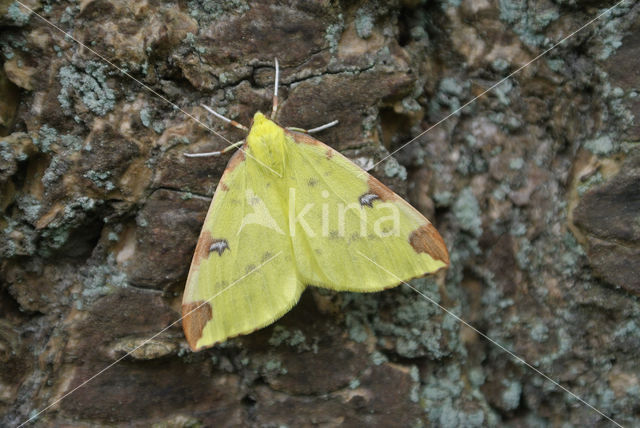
183,140,245,158
202,104,249,132
286,120,339,134
271,58,280,119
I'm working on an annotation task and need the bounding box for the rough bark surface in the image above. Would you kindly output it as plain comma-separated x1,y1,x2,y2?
1,0,639,426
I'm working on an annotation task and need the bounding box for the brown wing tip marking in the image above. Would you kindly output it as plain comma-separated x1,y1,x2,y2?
409,224,450,266
367,175,398,202
182,301,212,351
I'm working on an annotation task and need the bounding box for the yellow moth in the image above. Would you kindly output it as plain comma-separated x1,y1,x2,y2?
182,60,449,351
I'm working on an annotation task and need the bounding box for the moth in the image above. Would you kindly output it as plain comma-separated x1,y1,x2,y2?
182,60,449,351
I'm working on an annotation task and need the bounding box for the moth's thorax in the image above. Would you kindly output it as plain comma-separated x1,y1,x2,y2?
246,112,286,176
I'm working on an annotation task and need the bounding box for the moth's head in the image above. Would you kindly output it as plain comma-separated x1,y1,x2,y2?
252,111,271,127
248,112,283,140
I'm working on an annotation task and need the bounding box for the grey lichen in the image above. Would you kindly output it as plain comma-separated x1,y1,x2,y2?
452,187,482,238
42,156,70,188
36,125,58,153
345,312,369,343
491,58,509,72
501,380,522,411
39,196,98,256
433,191,454,208
596,13,627,60
263,358,287,375
421,363,487,427
583,135,615,156
434,77,468,114
81,254,129,300
0,140,12,161
370,350,388,365
7,2,30,26
355,7,375,39
383,157,408,180
325,15,344,54
498,0,559,47
530,323,549,343
187,0,250,22
508,157,524,170
268,325,308,351
84,170,115,191
140,108,152,128
373,278,460,359
58,61,116,116
1,217,37,257
16,194,41,225
577,171,604,196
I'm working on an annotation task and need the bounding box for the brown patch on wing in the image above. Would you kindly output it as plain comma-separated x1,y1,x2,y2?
409,223,450,265
225,148,245,173
192,230,214,268
284,129,323,146
219,181,229,191
367,175,398,202
182,301,212,350
326,149,334,159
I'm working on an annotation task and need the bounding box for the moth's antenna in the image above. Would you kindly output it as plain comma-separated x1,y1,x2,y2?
271,58,279,119
202,104,249,132
306,120,339,134
183,140,245,158
286,120,339,134
183,105,248,157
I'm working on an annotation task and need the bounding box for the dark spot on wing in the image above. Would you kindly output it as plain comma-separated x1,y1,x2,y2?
245,264,256,273
182,301,213,351
359,192,380,208
308,178,318,187
209,239,229,256
193,231,213,267
349,232,363,242
219,182,229,191
409,224,450,265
